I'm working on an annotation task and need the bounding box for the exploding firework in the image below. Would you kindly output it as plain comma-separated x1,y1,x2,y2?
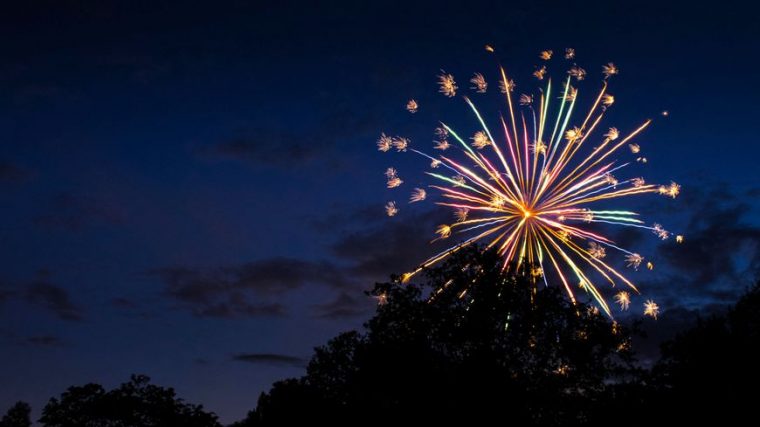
377,49,680,317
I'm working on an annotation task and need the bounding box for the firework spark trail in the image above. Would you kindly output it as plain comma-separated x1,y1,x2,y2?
378,49,681,318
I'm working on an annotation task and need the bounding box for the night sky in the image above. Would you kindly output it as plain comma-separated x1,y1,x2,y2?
1,1,759,423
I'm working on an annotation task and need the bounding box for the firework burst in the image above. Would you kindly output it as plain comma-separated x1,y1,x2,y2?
377,49,680,317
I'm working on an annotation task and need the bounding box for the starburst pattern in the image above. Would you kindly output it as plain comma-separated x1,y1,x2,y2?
392,136,409,152
377,133,392,152
568,66,586,80
533,66,547,80
499,78,516,93
644,300,660,319
588,242,606,259
376,53,681,317
410,188,427,203
385,167,403,188
632,177,646,188
455,208,469,222
615,291,631,310
385,201,398,217
436,224,452,239
602,62,619,78
434,139,450,150
406,99,419,113
564,85,578,102
470,73,488,93
626,254,644,270
471,131,492,149
438,71,458,97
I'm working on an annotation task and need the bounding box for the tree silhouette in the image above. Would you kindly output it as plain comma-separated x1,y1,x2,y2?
0,402,31,427
236,247,640,426
39,374,221,427
649,281,760,423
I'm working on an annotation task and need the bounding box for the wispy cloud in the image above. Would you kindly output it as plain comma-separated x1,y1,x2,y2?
231,353,306,368
312,291,373,319
152,257,356,318
0,161,29,183
26,335,66,347
33,192,126,231
204,102,378,168
25,280,85,321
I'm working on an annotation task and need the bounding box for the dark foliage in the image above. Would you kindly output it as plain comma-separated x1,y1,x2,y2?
6,248,759,426
649,283,760,424
235,247,642,426
0,402,31,427
39,374,220,427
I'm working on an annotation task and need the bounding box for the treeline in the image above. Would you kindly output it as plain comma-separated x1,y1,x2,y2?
3,248,758,426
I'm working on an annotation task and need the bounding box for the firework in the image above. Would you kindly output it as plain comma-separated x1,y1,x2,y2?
470,73,488,93
392,136,409,152
615,291,631,310
602,62,619,78
568,65,586,80
519,94,534,106
588,242,606,259
377,50,680,317
410,188,427,203
533,66,547,80
499,78,516,94
644,300,660,319
434,139,451,151
386,177,403,189
470,131,492,149
377,133,392,152
385,201,398,217
438,71,458,97
406,99,419,113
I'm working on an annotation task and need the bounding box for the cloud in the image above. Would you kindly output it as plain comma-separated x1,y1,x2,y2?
210,129,322,166
0,287,14,304
152,257,355,318
111,297,138,309
641,185,760,310
25,280,85,321
307,204,386,233
26,335,65,347
0,161,29,183
151,207,445,320
205,102,378,168
33,192,126,231
313,291,374,319
231,353,306,368
330,208,452,279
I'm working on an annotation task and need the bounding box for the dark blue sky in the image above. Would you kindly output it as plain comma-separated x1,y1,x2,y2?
1,0,759,423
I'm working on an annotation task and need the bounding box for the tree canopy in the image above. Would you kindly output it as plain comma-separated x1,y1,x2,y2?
39,375,220,427
5,247,759,426
237,247,641,426
0,402,31,427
